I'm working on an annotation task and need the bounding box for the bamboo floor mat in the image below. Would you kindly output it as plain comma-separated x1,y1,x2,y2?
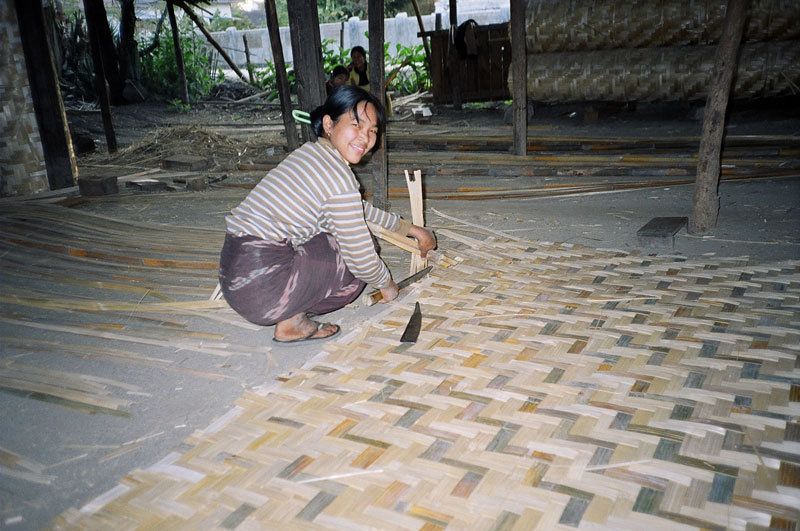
51,231,800,529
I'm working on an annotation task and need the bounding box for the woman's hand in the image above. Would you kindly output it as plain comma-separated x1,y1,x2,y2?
379,279,399,303
407,225,437,258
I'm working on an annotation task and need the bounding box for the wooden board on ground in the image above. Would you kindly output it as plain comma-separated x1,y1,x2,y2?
161,154,209,171
637,216,688,247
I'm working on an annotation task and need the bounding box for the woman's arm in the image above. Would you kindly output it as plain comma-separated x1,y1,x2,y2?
407,224,436,258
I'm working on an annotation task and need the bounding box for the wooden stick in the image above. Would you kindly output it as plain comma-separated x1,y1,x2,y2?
173,0,247,82
406,169,427,274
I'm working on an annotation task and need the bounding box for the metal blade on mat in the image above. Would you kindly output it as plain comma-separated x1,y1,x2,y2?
400,302,422,343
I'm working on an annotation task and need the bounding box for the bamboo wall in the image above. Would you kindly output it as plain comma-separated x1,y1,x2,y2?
518,0,800,102
0,2,50,197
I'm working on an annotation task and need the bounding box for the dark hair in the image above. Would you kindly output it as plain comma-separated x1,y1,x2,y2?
331,65,348,79
310,85,385,151
351,45,366,59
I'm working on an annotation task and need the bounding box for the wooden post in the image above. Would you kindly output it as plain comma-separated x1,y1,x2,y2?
410,0,431,67
14,0,77,188
166,0,189,104
448,0,462,110
369,0,389,211
119,0,139,83
174,0,248,83
243,35,254,84
511,0,527,156
264,0,299,151
689,0,749,234
287,0,327,142
83,0,124,105
84,0,118,153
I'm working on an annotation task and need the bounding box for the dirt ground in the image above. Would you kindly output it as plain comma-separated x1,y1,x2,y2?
1,92,798,529
66,93,800,261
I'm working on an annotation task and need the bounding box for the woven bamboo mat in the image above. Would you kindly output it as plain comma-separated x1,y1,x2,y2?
525,0,800,53
53,233,800,529
517,41,800,103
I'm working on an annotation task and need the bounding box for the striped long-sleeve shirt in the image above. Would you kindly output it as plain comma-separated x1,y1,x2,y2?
225,139,411,288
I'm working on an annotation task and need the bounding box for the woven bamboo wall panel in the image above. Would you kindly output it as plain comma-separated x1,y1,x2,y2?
524,0,800,53
517,41,800,103
55,235,800,530
0,2,49,197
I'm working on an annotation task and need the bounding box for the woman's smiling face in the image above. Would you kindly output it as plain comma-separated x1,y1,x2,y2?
323,101,378,165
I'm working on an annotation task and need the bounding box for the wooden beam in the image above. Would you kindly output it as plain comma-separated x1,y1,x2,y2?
166,0,189,104
14,0,78,188
287,0,326,142
690,0,749,234
511,0,527,156
174,0,248,83
83,0,117,153
368,0,389,210
410,0,431,66
264,0,299,151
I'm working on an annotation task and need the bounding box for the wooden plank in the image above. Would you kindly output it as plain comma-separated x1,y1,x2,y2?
161,154,209,171
636,216,688,248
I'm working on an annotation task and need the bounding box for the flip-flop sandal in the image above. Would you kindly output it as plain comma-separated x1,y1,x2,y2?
272,321,341,346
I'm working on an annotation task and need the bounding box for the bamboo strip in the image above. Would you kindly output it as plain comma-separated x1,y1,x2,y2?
406,169,427,275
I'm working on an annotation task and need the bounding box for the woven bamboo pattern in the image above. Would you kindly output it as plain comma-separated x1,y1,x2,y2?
524,0,800,53
517,41,800,103
0,1,50,197
53,232,800,529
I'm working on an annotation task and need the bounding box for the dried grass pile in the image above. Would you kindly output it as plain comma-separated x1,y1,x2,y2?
83,126,276,169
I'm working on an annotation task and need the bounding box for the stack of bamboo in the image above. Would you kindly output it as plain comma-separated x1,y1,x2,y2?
514,0,800,102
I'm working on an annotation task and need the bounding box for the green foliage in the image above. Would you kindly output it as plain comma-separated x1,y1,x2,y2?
250,60,295,100
208,8,254,31
322,39,352,76
317,0,364,22
384,41,429,94
140,20,215,102
58,11,96,101
168,98,192,113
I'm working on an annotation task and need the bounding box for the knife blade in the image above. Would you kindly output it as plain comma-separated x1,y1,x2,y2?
362,266,433,306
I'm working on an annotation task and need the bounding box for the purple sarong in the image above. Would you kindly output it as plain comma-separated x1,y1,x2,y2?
219,232,366,326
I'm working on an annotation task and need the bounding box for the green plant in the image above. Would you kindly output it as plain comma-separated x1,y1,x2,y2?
208,8,254,32
58,11,96,101
322,39,352,76
250,60,295,100
168,98,191,112
139,19,215,102
317,0,364,22
384,41,429,95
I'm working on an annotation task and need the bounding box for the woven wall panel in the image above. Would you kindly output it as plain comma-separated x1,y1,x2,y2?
517,41,800,103
525,0,800,53
0,2,49,198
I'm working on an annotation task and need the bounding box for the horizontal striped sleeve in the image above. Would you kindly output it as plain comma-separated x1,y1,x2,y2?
322,192,392,288
363,201,411,235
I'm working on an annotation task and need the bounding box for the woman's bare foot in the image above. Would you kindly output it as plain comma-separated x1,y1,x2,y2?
274,313,339,342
